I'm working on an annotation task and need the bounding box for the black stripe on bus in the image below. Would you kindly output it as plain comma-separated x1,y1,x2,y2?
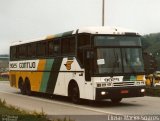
46,57,63,94
9,70,84,73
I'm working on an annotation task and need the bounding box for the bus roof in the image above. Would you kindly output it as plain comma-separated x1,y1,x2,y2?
11,26,140,46
74,26,139,35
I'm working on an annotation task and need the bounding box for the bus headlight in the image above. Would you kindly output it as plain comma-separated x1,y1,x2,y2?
141,89,145,93
101,91,106,95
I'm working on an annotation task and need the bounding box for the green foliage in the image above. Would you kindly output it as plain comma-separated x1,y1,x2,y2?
142,33,160,70
146,87,160,97
0,77,9,81
0,99,48,121
142,33,160,53
0,99,75,121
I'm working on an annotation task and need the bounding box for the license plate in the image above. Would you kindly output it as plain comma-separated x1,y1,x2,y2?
121,90,128,94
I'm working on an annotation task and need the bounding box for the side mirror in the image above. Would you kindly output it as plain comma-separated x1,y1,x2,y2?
145,76,149,80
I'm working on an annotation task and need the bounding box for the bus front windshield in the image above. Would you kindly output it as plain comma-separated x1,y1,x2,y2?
94,36,144,75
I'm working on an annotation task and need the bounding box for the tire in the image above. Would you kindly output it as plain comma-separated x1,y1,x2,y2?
20,83,26,95
25,79,32,96
111,98,122,104
71,86,80,104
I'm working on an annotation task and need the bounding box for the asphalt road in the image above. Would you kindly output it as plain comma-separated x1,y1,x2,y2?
0,81,160,121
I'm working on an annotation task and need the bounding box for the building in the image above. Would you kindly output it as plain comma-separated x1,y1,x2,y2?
0,55,9,72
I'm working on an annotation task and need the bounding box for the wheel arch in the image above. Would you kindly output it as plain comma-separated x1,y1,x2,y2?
18,77,23,89
68,79,79,97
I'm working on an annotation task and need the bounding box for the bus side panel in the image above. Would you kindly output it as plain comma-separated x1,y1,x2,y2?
43,58,63,94
9,70,43,91
9,71,19,88
9,59,47,92
38,59,54,93
53,57,95,100
9,57,95,100
26,59,46,92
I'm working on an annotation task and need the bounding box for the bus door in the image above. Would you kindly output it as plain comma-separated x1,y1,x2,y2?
83,49,94,99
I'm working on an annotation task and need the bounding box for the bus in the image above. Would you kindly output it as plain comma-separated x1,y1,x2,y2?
9,26,146,103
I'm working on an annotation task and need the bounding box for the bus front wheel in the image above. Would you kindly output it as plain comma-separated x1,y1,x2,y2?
71,86,80,104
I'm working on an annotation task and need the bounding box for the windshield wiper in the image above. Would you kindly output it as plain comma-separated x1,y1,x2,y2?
124,51,136,73
111,49,120,74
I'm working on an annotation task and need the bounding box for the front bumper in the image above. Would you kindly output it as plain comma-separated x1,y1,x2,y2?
95,86,146,100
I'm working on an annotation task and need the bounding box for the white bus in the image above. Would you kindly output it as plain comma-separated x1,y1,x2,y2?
9,26,146,103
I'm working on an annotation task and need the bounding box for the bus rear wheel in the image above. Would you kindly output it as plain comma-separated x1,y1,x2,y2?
19,78,26,95
19,82,26,95
25,79,31,96
111,98,122,104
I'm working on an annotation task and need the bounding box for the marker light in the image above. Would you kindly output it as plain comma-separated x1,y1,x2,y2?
141,81,145,85
97,83,101,87
137,82,140,85
102,83,106,87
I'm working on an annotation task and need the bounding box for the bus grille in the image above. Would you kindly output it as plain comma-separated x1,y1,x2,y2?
113,81,135,87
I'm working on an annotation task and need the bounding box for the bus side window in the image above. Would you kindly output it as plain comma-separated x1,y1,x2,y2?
77,34,91,66
78,34,90,47
28,43,36,58
10,46,17,60
48,40,54,56
54,39,60,56
61,37,76,55
19,44,27,59
37,41,46,57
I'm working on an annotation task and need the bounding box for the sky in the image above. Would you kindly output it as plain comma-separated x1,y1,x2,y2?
0,0,160,54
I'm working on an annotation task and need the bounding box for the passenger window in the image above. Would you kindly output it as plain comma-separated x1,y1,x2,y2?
19,44,27,59
48,40,54,56
54,39,60,56
10,46,17,60
37,41,46,57
61,37,76,55
28,43,36,58
77,34,91,65
77,34,90,48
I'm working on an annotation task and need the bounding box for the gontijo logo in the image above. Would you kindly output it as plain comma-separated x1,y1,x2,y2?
64,60,73,70
9,60,39,71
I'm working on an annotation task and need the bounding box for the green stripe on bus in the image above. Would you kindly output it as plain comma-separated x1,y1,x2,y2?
46,57,63,94
40,59,54,92
130,76,136,81
123,75,136,81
